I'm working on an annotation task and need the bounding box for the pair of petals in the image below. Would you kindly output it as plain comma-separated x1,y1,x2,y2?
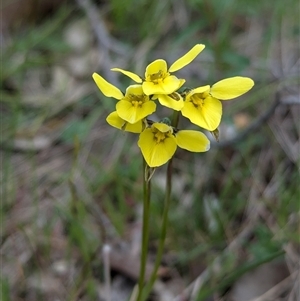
106,111,143,133
181,77,254,131
138,123,210,167
92,73,156,124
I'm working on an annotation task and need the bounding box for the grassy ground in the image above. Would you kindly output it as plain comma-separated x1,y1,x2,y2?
1,0,299,300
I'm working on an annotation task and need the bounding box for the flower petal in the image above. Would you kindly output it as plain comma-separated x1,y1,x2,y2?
92,73,124,99
142,82,160,95
138,128,177,167
145,59,168,77
143,75,182,95
157,94,184,111
116,100,156,124
181,96,222,131
191,85,211,95
106,111,143,133
152,122,172,132
111,68,143,83
176,130,210,152
177,79,186,89
169,44,205,72
125,84,144,96
210,77,254,100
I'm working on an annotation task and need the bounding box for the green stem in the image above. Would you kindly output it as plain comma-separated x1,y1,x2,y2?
137,159,151,301
141,111,180,301
171,110,180,128
141,159,173,301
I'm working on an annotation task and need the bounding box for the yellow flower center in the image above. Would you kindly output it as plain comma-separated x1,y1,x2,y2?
152,128,172,143
190,92,208,108
127,94,148,107
147,70,169,84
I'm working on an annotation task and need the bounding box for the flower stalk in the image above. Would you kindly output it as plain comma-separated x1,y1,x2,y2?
141,158,173,301
141,111,180,301
136,159,152,301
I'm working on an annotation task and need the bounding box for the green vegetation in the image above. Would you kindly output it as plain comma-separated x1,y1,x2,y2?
1,0,299,300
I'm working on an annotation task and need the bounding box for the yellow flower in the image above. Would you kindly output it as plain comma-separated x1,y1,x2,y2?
93,73,156,124
117,85,156,123
138,122,210,167
181,77,254,131
106,111,143,133
111,44,205,96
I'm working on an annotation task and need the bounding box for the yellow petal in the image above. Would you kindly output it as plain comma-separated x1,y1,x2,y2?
210,77,254,100
125,84,144,96
157,94,184,111
106,111,143,133
92,73,124,99
138,128,177,167
145,59,168,77
116,100,156,124
111,68,143,83
178,79,186,89
176,130,210,152
181,96,222,131
169,44,205,72
152,122,172,132
191,85,210,95
142,75,181,95
142,82,160,95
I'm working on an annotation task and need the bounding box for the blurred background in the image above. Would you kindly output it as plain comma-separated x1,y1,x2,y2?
1,0,299,300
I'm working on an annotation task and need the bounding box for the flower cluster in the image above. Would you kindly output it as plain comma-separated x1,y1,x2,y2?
93,44,254,167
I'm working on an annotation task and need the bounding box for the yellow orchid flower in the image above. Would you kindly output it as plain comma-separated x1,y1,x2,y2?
106,111,143,133
111,44,205,96
116,85,157,124
138,122,210,167
181,77,254,131
93,73,156,124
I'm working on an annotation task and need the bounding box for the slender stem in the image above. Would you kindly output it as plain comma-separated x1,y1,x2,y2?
137,160,151,301
141,111,180,301
171,110,180,128
141,158,173,301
